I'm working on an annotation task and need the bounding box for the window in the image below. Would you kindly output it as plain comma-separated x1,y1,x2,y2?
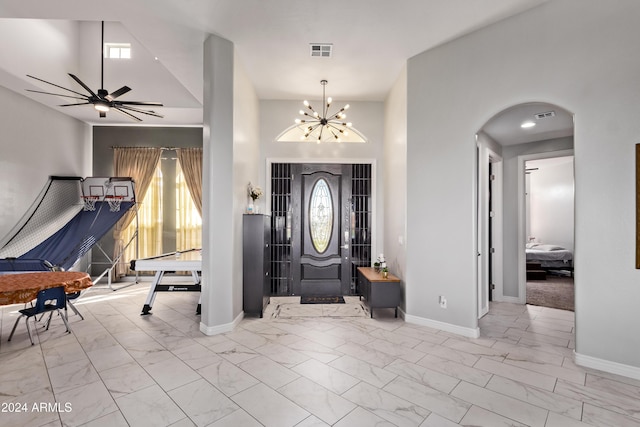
104,43,131,59
123,158,202,272
309,178,333,253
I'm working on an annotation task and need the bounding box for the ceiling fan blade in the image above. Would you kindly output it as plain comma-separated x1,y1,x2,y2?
27,74,89,98
113,107,143,122
68,73,99,98
58,102,92,107
26,89,88,101
106,86,131,101
117,101,163,107
119,105,164,118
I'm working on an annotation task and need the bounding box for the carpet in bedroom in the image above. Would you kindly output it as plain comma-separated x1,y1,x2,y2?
526,274,574,311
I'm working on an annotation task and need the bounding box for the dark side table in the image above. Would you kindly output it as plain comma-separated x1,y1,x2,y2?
357,267,401,318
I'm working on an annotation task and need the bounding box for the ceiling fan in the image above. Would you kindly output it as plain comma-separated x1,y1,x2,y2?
26,21,163,122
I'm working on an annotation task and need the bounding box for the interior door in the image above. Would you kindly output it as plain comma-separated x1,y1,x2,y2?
488,162,493,302
292,164,351,296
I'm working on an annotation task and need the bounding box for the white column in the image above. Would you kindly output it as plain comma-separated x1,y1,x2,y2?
200,34,235,334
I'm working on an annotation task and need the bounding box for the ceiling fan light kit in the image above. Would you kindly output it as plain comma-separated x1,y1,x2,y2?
26,21,163,122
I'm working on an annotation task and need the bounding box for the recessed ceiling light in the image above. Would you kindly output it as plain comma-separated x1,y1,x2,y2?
521,121,536,129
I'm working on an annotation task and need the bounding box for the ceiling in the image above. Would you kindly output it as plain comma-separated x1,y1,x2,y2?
0,0,552,129
482,102,574,146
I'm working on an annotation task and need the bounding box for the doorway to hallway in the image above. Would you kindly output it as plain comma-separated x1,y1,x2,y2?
476,102,574,313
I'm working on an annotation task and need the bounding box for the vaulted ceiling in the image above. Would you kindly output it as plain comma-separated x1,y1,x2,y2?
0,0,550,128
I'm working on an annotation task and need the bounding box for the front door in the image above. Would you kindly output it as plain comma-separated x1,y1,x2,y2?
292,164,351,296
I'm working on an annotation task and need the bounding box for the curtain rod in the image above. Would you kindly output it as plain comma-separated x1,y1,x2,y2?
110,146,179,150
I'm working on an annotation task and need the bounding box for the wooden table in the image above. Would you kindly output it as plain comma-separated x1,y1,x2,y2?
357,267,401,318
0,271,93,306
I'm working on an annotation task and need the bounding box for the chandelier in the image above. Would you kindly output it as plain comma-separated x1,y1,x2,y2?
295,80,352,143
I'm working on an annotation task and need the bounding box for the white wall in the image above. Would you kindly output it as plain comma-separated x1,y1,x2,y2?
406,0,640,371
528,158,574,252
0,85,90,240
0,19,79,94
233,54,260,319
383,67,407,310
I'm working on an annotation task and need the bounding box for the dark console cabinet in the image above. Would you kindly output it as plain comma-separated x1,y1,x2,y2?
243,214,271,317
357,267,401,318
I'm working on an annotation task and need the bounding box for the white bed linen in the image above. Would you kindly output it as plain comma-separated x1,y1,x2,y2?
526,248,572,262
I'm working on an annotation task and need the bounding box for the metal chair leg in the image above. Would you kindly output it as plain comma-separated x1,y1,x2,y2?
67,300,84,320
57,309,71,333
45,311,54,330
25,317,34,345
8,315,23,342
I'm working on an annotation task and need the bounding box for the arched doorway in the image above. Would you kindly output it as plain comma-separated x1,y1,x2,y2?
477,102,574,314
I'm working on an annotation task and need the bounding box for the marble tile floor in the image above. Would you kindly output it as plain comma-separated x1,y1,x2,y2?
1,280,639,426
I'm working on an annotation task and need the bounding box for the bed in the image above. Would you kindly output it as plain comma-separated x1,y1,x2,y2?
526,243,573,272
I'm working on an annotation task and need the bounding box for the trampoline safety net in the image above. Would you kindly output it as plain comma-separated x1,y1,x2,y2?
0,176,135,272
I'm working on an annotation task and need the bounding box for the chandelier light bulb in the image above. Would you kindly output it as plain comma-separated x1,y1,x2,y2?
344,104,350,110
303,100,309,107
347,122,352,127
313,111,319,117
327,97,332,105
295,118,301,124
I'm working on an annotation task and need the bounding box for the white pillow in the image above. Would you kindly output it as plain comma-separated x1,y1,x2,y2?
526,242,540,249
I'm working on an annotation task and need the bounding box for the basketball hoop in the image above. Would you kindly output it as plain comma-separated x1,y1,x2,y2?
106,196,124,212
82,196,98,211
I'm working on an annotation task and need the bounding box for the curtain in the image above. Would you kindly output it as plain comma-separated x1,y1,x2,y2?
176,162,202,251
113,147,162,278
176,148,202,216
122,167,163,266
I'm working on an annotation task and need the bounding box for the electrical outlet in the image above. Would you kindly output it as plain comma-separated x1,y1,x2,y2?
439,296,447,309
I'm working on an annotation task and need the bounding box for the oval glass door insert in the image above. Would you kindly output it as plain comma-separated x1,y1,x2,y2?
309,178,333,253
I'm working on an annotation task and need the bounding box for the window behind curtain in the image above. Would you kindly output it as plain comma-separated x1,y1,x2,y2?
122,160,202,273
123,167,163,266
176,161,202,251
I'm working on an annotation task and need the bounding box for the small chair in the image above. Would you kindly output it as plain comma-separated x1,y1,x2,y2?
8,286,71,345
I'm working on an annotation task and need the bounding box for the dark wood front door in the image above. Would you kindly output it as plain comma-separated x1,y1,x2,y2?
292,164,351,296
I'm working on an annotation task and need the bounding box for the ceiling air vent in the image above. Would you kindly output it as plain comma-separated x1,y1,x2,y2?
310,43,332,58
534,111,555,120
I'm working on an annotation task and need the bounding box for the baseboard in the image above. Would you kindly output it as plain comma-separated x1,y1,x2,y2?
574,351,640,381
404,314,480,338
200,311,244,336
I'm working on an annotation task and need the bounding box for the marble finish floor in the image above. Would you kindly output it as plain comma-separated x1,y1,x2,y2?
1,281,640,426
